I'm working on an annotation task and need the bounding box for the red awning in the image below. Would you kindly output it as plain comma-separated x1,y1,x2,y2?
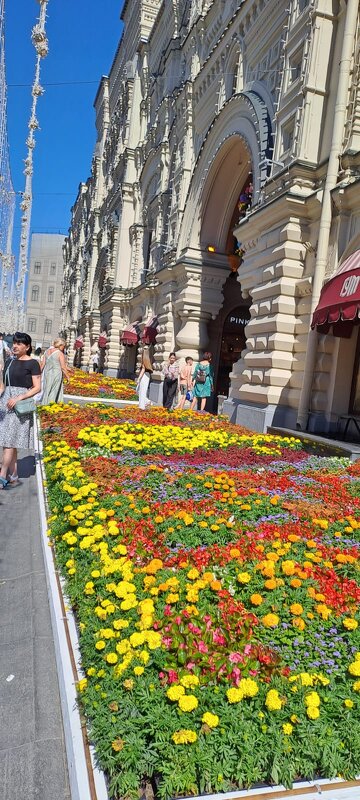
311,251,360,334
121,321,140,346
141,316,158,345
74,336,84,350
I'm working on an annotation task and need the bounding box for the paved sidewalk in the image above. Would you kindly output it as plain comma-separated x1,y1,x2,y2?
0,451,70,800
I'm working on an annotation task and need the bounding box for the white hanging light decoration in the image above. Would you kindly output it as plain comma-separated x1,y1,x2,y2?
16,0,49,327
0,0,16,334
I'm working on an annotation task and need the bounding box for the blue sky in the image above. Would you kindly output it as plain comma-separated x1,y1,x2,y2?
6,0,124,255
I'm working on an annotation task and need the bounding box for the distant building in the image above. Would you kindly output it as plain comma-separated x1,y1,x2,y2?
26,233,65,349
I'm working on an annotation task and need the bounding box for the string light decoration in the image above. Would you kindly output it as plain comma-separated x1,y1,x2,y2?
0,0,16,333
16,0,49,327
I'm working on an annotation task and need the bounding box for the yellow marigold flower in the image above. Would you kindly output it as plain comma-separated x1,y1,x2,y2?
226,687,243,704
144,558,163,574
87,667,96,677
344,699,354,708
307,705,320,720
166,593,179,604
106,652,118,664
290,603,303,616
282,723,293,735
305,691,320,708
167,685,186,702
180,675,200,688
178,694,198,712
95,640,106,651
281,560,296,576
112,738,125,752
113,619,129,630
187,568,200,580
238,678,259,698
349,660,360,677
290,578,302,588
264,578,277,590
250,593,263,606
202,712,219,728
265,689,282,711
353,681,360,691
237,571,251,584
343,618,358,631
262,613,279,628
134,666,144,676
77,678,88,693
293,618,306,631
172,729,197,745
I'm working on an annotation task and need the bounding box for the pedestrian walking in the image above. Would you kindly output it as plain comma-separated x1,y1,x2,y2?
191,351,214,412
0,332,41,489
137,349,153,410
41,338,72,405
89,350,99,373
162,352,179,410
176,356,194,410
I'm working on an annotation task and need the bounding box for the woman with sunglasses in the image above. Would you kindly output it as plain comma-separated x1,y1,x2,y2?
0,332,41,489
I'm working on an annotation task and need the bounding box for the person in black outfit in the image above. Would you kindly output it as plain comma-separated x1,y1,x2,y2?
162,352,179,410
0,332,41,489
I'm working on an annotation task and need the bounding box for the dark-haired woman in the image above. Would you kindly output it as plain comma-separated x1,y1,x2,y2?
162,352,179,410
191,352,214,412
0,332,41,489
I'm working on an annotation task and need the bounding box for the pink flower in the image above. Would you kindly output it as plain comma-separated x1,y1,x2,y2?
186,662,196,670
188,623,201,635
244,644,252,655
249,669,258,676
175,616,181,625
229,652,243,663
164,605,172,616
162,637,172,647
213,630,226,645
232,667,241,684
198,641,208,653
168,670,179,683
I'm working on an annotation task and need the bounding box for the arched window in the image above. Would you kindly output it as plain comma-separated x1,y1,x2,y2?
31,285,39,302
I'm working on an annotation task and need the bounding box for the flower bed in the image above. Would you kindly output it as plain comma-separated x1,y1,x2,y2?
64,369,137,401
39,404,360,800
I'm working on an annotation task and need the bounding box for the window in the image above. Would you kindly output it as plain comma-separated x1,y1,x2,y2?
48,287,54,303
282,117,295,153
28,318,36,332
50,262,56,275
288,47,303,86
44,319,52,335
31,285,39,302
34,261,41,274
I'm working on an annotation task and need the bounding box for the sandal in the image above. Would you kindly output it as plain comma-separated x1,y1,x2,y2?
0,477,9,490
8,474,21,486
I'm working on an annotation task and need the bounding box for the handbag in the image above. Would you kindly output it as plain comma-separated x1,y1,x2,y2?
195,367,207,384
5,361,36,416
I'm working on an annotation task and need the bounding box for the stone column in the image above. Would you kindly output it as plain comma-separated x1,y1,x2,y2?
173,255,229,360
223,196,316,430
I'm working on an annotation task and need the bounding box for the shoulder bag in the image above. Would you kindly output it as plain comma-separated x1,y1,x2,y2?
5,361,36,416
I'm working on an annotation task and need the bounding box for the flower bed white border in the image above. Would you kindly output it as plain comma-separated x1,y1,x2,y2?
34,415,360,800
64,393,138,406
34,416,109,800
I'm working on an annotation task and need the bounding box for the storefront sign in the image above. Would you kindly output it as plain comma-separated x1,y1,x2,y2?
340,274,360,298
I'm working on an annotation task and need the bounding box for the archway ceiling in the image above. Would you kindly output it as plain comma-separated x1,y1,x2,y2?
200,137,251,251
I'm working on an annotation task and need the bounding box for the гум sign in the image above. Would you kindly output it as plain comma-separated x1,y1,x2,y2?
340,274,360,298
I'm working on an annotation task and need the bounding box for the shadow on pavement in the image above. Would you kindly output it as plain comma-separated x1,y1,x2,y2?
17,454,36,478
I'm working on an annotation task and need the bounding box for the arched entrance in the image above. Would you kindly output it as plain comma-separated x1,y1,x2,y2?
217,304,251,395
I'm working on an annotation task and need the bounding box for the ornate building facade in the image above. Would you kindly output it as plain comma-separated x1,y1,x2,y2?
61,0,360,432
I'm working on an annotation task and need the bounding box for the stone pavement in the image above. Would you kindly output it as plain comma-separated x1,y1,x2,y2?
0,451,70,800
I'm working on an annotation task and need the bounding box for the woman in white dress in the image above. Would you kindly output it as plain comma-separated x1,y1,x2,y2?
41,338,72,405
137,350,153,410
